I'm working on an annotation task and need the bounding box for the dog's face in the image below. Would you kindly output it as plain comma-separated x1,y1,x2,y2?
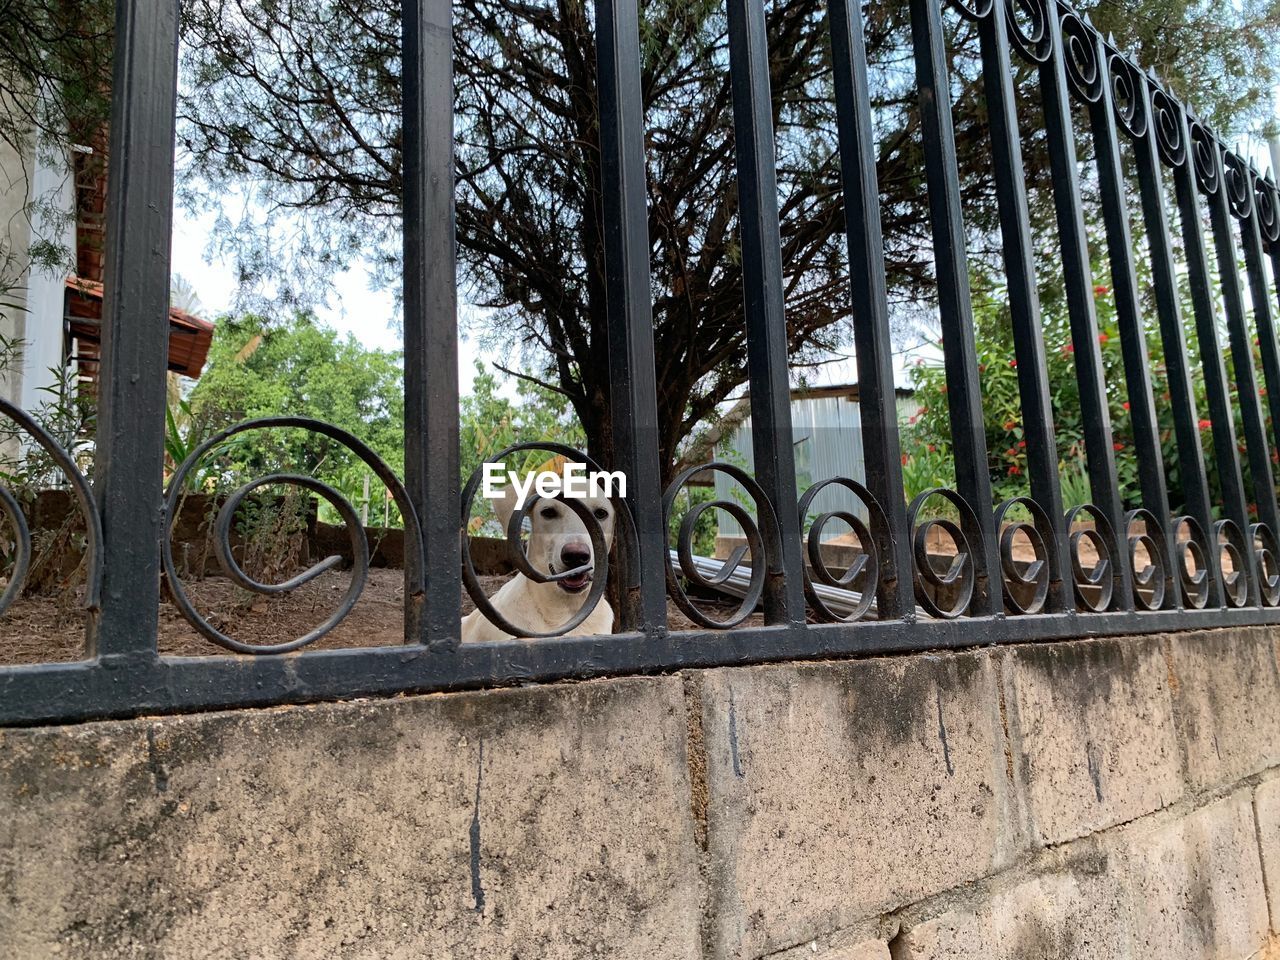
494,484,616,595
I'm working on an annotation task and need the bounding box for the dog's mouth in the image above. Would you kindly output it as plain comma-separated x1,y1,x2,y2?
551,562,593,593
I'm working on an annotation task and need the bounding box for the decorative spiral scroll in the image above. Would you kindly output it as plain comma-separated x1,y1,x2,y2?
1060,9,1103,102
1125,509,1168,611
163,417,423,655
1214,519,1250,608
663,462,781,629
1189,120,1221,196
1251,523,1280,608
798,478,885,623
460,442,624,639
994,497,1058,615
1171,516,1212,609
1065,504,1118,613
1150,88,1186,168
0,399,101,618
945,0,995,22
1005,0,1052,64
908,488,985,620
1255,171,1280,246
1223,151,1253,219
1107,53,1147,139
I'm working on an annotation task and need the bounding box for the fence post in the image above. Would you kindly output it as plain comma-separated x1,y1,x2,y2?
594,0,669,633
403,0,459,648
724,0,808,625
1037,0,1133,610
91,0,181,659
827,0,914,619
908,0,1001,616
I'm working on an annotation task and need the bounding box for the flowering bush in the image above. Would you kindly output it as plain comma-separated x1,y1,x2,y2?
902,268,1270,516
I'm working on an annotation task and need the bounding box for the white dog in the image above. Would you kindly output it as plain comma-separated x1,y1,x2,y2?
461,483,616,642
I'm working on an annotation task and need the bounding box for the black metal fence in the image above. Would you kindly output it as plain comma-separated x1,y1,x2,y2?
4,0,1280,726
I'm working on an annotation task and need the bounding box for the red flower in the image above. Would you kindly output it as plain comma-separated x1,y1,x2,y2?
1064,343,1075,354
1113,442,1124,452
1006,447,1018,458
1018,440,1027,448
1122,401,1130,411
1094,284,1110,296
1098,332,1109,344
927,444,937,453
901,454,909,466
1008,465,1022,476
1004,420,1017,431
1010,359,1018,368
1198,419,1212,430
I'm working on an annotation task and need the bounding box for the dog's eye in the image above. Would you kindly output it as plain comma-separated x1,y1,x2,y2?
593,507,610,520
540,506,558,519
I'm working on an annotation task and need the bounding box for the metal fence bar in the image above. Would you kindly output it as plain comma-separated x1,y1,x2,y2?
91,0,182,659
1206,140,1280,542
403,0,459,649
725,0,807,624
975,0,1069,612
1131,80,1222,606
1172,113,1255,601
908,0,1000,616
1240,171,1280,463
826,0,914,618
11,603,1280,726
1039,0,1132,610
594,0,669,633
1087,42,1178,607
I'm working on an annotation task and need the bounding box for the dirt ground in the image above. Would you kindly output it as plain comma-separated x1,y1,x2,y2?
0,567,763,665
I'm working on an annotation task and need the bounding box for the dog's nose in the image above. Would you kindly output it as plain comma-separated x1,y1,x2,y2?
560,544,591,570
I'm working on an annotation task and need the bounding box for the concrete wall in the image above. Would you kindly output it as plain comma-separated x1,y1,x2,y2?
3,626,1280,959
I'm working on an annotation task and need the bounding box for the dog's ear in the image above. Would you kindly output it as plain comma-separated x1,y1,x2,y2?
492,482,520,533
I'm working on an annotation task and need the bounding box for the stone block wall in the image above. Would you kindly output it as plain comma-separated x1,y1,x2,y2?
3,626,1280,958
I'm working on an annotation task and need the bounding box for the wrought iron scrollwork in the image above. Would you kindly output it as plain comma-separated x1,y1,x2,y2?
994,497,1057,616
1065,504,1118,612
1189,119,1221,195
1124,509,1167,611
0,399,102,617
1223,150,1253,219
1059,8,1103,102
663,462,779,629
908,488,984,619
1005,0,1052,64
1214,518,1250,608
946,0,995,23
163,417,423,655
1171,516,1212,610
459,442,621,639
1150,87,1186,167
1107,52,1147,139
1250,523,1280,608
1255,171,1280,246
798,478,885,623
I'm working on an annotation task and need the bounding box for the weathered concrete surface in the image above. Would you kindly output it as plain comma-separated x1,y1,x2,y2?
1000,637,1183,845
1122,791,1270,960
1257,776,1280,935
5,625,1280,959
892,863,1134,959
694,653,1017,960
0,678,702,959
1165,628,1280,791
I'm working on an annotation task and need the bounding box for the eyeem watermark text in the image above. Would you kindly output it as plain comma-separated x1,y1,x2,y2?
482,462,627,508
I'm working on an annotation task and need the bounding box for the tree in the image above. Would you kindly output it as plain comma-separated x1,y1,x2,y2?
186,312,407,512
4,0,1278,481
172,0,1280,482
